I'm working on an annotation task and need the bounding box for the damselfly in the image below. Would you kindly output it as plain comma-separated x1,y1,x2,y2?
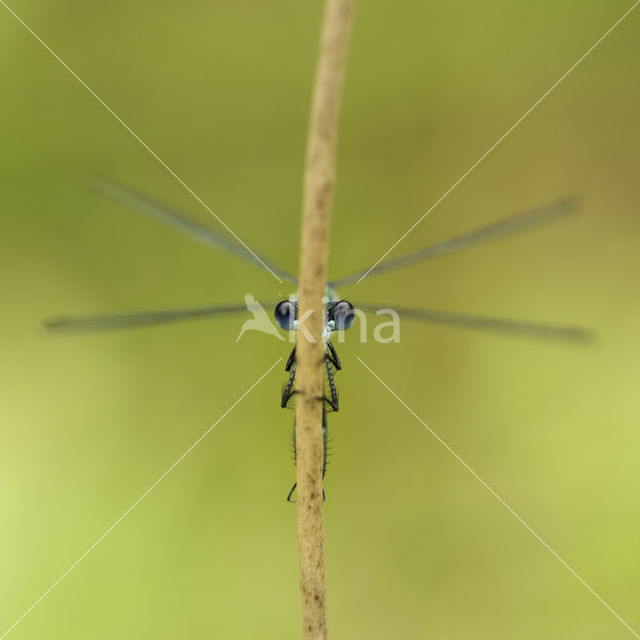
46,180,591,500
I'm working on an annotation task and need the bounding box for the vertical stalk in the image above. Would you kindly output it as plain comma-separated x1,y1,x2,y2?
295,1,354,639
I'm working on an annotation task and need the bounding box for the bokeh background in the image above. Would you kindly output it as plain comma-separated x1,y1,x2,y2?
1,1,639,638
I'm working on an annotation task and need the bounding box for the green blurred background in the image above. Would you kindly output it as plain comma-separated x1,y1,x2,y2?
1,1,639,638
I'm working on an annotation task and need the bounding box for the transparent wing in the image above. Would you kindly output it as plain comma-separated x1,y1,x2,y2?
329,198,578,288
45,303,254,333
357,303,593,342
93,177,298,284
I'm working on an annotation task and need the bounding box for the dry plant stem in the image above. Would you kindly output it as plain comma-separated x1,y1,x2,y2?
295,1,354,638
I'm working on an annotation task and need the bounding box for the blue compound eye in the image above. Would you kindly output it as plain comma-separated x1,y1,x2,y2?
329,300,355,330
274,300,296,330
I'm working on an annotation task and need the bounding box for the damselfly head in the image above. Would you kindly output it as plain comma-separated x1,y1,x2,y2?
274,298,356,333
